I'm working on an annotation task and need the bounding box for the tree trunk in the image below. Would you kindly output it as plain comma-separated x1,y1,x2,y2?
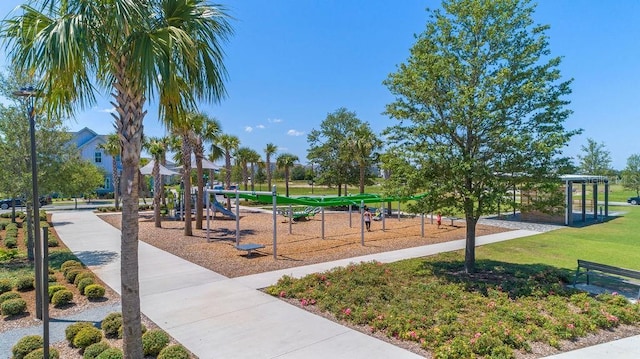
464,216,478,274
153,163,161,228
359,163,365,194
196,155,204,230
225,154,232,210
182,136,193,236
250,163,255,192
285,169,290,197
112,159,120,210
266,156,272,189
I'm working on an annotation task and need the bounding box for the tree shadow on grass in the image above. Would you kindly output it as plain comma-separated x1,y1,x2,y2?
422,258,577,300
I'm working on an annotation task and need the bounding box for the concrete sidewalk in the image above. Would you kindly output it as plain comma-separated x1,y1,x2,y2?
50,210,640,359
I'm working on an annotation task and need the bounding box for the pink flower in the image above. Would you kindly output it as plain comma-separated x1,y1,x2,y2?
566,323,575,330
300,299,308,306
343,308,352,316
408,331,418,339
279,291,286,298
309,298,317,305
612,292,619,296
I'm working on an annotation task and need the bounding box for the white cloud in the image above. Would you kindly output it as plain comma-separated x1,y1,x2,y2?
287,129,304,136
256,124,265,129
245,126,253,132
97,107,116,114
268,118,283,123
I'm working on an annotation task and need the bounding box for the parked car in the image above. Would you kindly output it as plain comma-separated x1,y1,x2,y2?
628,197,640,205
0,198,23,210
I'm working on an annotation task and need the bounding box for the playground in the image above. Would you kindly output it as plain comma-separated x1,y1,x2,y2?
99,205,511,278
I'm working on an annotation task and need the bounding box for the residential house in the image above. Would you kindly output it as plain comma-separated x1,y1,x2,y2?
69,127,120,195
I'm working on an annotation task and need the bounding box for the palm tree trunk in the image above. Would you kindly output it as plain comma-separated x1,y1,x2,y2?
153,163,162,228
196,155,204,230
181,135,193,236
225,153,232,210
114,67,144,357
359,164,365,194
112,160,120,210
285,169,290,197
266,157,272,189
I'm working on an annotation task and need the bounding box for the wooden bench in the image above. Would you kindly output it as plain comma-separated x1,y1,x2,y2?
573,259,640,298
235,243,265,257
445,217,461,226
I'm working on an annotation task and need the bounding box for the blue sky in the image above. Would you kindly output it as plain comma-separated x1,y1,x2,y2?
0,0,638,170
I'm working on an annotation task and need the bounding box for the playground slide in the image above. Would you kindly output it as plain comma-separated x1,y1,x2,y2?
212,197,236,219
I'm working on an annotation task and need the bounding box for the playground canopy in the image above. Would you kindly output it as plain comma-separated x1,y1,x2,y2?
233,192,429,207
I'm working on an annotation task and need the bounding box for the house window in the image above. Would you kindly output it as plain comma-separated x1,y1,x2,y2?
95,151,102,163
105,177,111,190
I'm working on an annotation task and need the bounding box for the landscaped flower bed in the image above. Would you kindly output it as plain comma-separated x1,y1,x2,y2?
266,253,640,358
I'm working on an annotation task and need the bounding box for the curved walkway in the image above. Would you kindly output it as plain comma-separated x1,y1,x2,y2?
3,210,639,358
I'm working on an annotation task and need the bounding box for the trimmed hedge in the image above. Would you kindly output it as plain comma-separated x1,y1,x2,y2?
83,341,110,359
85,284,105,299
158,344,190,359
51,289,73,307
73,326,103,349
0,291,21,304
0,278,12,294
11,335,43,359
23,347,60,359
78,278,96,294
1,298,27,316
95,348,123,359
15,275,35,291
48,285,66,301
65,268,83,284
74,271,95,286
65,322,94,342
101,312,122,338
61,260,82,271
142,329,170,356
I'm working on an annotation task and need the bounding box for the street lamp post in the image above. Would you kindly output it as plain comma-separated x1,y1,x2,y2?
13,87,49,358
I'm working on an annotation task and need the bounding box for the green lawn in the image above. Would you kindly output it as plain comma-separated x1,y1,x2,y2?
266,205,640,357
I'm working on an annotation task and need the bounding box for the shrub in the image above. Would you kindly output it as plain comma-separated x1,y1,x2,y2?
0,248,19,261
3,237,17,248
83,341,110,359
47,237,59,247
101,312,122,338
142,329,170,356
65,268,83,283
74,271,95,286
51,289,73,307
23,347,60,359
95,348,123,359
0,279,12,294
78,278,96,294
73,326,103,349
11,335,43,359
61,260,82,271
15,275,35,291
85,284,106,299
48,285,66,301
65,322,95,342
158,344,190,359
1,298,27,316
48,274,56,283
0,291,22,303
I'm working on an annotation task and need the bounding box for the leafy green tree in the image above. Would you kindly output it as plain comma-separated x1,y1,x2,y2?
235,147,254,191
264,143,278,189
307,108,367,195
291,165,307,181
347,122,382,194
577,138,612,176
622,154,640,197
383,0,578,273
2,1,232,356
58,159,105,209
276,153,299,197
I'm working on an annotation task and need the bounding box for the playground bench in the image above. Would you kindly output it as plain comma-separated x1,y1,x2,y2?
573,259,640,298
235,243,265,257
445,216,461,226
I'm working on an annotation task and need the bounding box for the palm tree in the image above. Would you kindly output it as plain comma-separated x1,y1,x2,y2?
236,147,253,191
167,118,196,236
247,149,261,192
2,1,232,356
217,134,240,209
348,123,381,194
187,113,222,229
145,137,167,228
276,153,299,197
98,133,121,209
264,143,278,189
